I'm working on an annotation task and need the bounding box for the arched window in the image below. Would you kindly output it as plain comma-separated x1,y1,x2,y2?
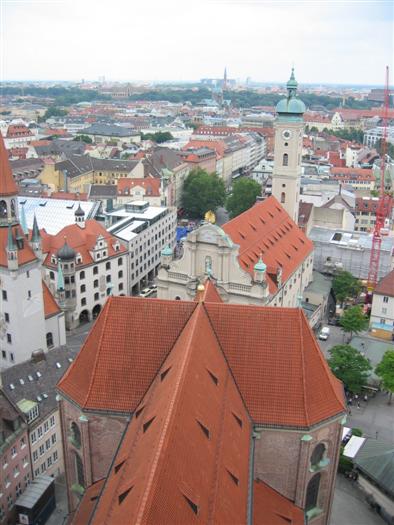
305,473,321,511
74,453,85,488
46,332,54,348
311,444,326,468
0,200,7,219
283,153,289,166
70,422,81,449
10,199,16,218
175,296,181,301
205,256,212,275
281,192,286,204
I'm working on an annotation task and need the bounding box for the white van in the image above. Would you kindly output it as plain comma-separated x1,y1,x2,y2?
318,326,330,341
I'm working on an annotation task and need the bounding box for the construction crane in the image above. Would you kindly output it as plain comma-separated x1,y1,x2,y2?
367,66,392,294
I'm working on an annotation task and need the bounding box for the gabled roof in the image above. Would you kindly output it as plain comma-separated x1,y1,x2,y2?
86,303,251,524
41,220,127,268
117,177,161,197
0,134,18,196
374,269,394,298
58,297,345,428
0,225,37,268
222,196,314,294
42,281,61,319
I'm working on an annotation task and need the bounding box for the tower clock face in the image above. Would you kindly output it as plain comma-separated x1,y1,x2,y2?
282,129,292,140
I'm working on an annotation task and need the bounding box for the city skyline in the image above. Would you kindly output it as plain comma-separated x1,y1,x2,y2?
1,0,393,85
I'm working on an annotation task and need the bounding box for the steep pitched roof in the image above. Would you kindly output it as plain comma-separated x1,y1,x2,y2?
0,225,37,268
374,269,394,298
42,281,61,319
194,278,224,303
222,196,313,294
0,134,18,196
253,481,304,525
117,177,161,197
58,297,345,428
79,303,251,525
41,219,127,268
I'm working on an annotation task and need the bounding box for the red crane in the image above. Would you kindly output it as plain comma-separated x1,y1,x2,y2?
367,66,392,293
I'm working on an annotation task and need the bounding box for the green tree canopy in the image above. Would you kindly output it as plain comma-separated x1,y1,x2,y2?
226,178,261,219
332,270,361,304
182,168,225,219
75,134,93,144
328,344,372,393
375,350,394,404
339,306,369,340
42,106,68,120
140,131,174,143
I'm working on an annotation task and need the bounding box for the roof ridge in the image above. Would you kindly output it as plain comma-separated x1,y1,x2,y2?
298,309,310,427
134,303,204,524
84,297,113,408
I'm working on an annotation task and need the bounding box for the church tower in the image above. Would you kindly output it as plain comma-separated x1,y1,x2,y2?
272,68,305,223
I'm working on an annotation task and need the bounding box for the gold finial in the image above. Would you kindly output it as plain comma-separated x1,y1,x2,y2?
197,283,205,292
204,210,216,224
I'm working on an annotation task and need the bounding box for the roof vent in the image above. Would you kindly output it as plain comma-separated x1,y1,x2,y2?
36,371,42,378
19,379,25,385
227,469,239,486
135,405,145,419
232,412,243,428
9,384,15,390
207,369,218,386
56,362,62,369
143,416,155,433
160,367,171,381
118,486,133,505
197,420,210,439
115,460,126,474
183,494,199,515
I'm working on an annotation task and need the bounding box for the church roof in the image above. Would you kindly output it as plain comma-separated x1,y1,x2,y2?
222,196,313,294
0,134,18,197
253,481,304,525
58,296,345,428
0,225,37,268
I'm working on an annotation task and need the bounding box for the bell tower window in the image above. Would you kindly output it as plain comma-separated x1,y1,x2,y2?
283,153,288,166
281,192,286,204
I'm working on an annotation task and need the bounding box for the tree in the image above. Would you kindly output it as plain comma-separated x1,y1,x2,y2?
328,344,372,393
182,168,225,219
75,134,93,144
140,131,174,143
375,350,394,404
332,270,361,304
226,178,261,218
42,106,68,120
339,306,369,341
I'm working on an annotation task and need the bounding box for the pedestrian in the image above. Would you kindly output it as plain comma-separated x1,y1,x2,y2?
355,394,359,400
364,395,368,402
349,397,353,405
357,402,360,409
348,408,352,415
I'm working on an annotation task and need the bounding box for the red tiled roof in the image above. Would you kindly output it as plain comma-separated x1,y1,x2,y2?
355,197,392,215
42,281,61,319
0,135,18,196
374,269,394,298
49,192,88,201
222,196,314,294
331,167,373,180
298,202,313,231
195,278,223,303
117,177,160,197
72,479,105,525
73,303,251,525
58,297,345,427
6,125,33,139
183,139,226,158
0,225,37,268
41,220,127,268
253,481,304,525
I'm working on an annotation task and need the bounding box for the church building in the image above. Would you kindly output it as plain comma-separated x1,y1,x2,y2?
0,136,66,367
157,70,313,308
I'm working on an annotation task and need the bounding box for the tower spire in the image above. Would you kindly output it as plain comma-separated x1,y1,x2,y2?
31,214,41,243
20,204,28,236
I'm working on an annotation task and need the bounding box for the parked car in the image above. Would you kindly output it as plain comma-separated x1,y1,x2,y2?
318,326,330,341
139,287,155,298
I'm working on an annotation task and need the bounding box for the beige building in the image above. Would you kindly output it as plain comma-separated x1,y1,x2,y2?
370,269,394,340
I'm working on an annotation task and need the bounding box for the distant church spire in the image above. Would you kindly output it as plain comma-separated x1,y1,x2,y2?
223,67,228,90
20,204,28,236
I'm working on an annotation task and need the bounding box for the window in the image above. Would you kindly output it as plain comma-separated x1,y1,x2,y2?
37,427,43,439
45,439,51,450
49,271,55,280
3,456,8,469
94,279,99,288
310,444,326,469
119,283,123,291
6,334,11,344
28,290,31,299
118,258,123,266
2,290,7,301
80,271,85,280
20,437,26,449
22,456,28,468
81,298,86,306
93,266,98,275
80,284,86,293
282,153,288,166
39,445,45,456
382,307,387,315
13,465,19,478
118,270,123,278
50,416,55,427
383,296,389,303
281,192,286,204
106,262,111,270
74,453,85,488
51,434,57,445
33,451,38,462
94,292,99,301
47,457,52,468
34,469,39,477
31,432,37,444
106,275,111,283
53,450,58,462
70,422,81,448
40,463,46,473
46,332,54,348
11,446,16,458
305,473,321,512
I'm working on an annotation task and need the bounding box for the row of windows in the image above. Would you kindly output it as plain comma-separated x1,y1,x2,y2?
2,438,27,468
32,434,57,462
1,350,14,363
30,416,56,444
33,451,58,477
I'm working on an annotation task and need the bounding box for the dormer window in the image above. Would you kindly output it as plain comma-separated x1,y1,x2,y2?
51,255,57,265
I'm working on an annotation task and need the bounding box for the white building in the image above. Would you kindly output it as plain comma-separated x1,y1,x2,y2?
0,136,66,368
41,206,129,330
370,269,394,340
106,201,177,295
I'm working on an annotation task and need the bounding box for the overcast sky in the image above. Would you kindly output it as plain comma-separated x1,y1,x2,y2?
1,0,393,85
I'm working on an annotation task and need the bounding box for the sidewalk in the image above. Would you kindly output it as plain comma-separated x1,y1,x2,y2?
347,390,394,442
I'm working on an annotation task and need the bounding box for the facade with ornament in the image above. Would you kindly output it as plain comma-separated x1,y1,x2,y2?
158,70,314,309
0,136,66,368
